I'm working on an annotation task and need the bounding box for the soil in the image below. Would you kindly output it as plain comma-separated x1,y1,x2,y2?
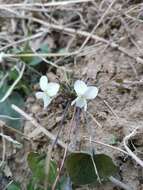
0,0,143,190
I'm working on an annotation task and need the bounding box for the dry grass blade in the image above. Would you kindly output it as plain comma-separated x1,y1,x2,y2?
0,133,21,145
87,111,102,128
123,127,143,168
79,0,117,50
0,31,46,51
109,176,133,190
83,136,128,155
52,145,68,190
1,0,93,8
5,51,77,58
0,127,6,168
0,64,25,103
2,10,143,65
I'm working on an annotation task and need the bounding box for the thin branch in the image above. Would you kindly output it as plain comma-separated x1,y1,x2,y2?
109,176,133,190
87,111,102,128
83,136,128,155
0,133,21,145
0,31,46,51
0,123,30,140
1,13,143,65
52,145,68,190
0,127,6,168
103,100,119,120
1,0,93,8
0,64,25,103
4,52,77,58
79,0,117,50
91,155,101,183
123,127,143,167
30,47,71,72
4,180,14,190
11,104,67,150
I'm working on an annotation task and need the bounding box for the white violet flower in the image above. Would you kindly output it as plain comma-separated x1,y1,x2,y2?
35,75,60,108
71,80,98,111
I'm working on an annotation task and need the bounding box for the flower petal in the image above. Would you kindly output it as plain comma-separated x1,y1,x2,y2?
71,97,78,106
46,82,60,97
40,76,48,91
84,86,98,99
43,94,52,108
35,92,44,99
75,97,87,109
74,80,87,96
84,101,87,111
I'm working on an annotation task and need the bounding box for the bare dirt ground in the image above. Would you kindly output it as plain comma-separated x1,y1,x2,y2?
0,0,143,190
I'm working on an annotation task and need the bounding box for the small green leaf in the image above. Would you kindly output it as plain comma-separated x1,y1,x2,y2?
66,152,117,185
27,152,58,185
7,182,21,190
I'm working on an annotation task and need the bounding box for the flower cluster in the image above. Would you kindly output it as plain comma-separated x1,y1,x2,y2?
36,76,98,111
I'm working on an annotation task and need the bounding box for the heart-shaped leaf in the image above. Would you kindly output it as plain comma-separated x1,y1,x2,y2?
66,152,117,185
27,152,57,185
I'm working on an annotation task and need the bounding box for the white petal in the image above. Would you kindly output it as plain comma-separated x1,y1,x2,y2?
71,97,78,106
43,94,52,108
46,82,60,97
74,80,87,96
40,75,48,91
84,101,87,111
84,86,98,99
35,92,44,99
75,97,87,109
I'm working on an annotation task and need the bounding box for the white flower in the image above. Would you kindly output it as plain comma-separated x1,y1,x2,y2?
71,80,98,111
35,75,60,108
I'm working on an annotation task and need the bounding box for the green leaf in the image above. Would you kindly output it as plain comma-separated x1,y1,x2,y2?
7,182,21,190
20,43,49,66
0,91,24,129
30,44,49,66
27,152,58,185
66,152,117,185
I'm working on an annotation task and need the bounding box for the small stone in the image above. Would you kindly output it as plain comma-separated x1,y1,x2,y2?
31,104,41,114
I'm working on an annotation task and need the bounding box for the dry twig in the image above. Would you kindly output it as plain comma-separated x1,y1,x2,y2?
1,11,143,65
11,104,67,149
123,127,143,168
83,136,128,155
0,64,25,103
1,0,93,8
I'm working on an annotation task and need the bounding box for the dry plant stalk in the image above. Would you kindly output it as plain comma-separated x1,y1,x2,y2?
123,127,143,168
